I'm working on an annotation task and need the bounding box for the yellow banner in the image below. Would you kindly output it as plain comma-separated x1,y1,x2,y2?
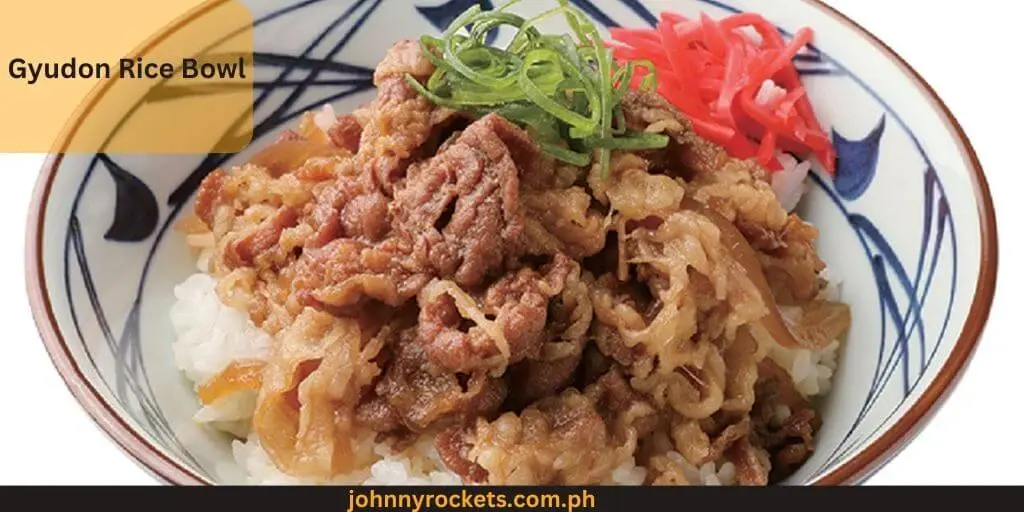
0,0,254,153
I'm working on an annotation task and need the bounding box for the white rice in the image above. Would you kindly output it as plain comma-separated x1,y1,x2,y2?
170,271,270,438
607,459,648,486
771,152,812,212
766,267,845,398
768,338,840,397
663,451,738,486
228,431,465,486
170,272,271,395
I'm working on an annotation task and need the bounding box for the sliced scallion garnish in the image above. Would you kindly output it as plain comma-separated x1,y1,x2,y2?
405,0,669,178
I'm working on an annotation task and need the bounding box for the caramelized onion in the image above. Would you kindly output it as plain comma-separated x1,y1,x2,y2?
680,198,801,349
420,280,511,364
174,213,211,236
781,300,852,350
198,360,266,405
248,140,349,177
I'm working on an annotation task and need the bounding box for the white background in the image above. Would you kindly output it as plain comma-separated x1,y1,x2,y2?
0,0,1018,485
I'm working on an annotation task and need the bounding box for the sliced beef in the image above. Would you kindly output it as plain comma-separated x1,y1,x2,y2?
670,415,752,467
328,114,364,153
505,354,581,412
584,368,659,441
195,168,228,227
505,258,594,409
393,114,528,288
308,177,390,248
186,34,848,486
727,437,771,486
288,236,432,308
759,215,827,304
436,426,489,484
416,254,573,374
618,90,725,180
225,206,299,268
452,373,656,485
373,39,436,85
750,359,821,481
354,394,403,434
589,273,655,368
685,160,789,249
375,329,507,432
520,187,608,260
358,40,450,192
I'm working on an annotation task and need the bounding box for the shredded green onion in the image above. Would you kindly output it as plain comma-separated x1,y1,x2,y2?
591,132,677,150
540,143,592,167
404,0,668,178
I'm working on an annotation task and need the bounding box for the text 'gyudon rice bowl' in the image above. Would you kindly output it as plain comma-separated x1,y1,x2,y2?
170,0,851,486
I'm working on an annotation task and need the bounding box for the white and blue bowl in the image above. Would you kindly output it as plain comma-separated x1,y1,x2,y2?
25,0,998,485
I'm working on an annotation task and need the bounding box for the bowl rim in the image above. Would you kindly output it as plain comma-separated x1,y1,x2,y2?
23,0,998,486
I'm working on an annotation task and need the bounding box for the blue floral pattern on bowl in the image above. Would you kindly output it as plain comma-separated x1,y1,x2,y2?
32,0,989,485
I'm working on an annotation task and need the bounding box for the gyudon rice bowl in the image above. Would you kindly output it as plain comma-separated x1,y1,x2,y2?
171,1,851,486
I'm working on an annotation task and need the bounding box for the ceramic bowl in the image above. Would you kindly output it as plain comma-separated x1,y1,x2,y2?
25,0,998,485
